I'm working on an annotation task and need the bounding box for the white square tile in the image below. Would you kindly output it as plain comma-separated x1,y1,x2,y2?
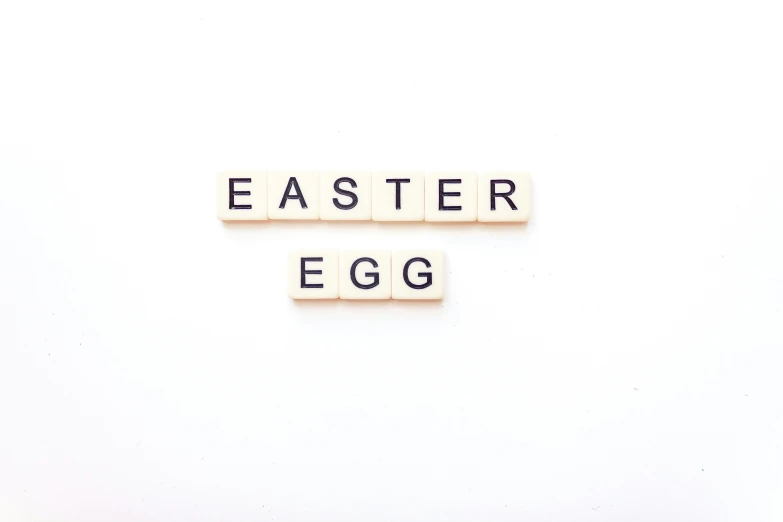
424,172,477,222
216,171,268,221
371,172,425,221
478,172,531,222
287,250,339,299
319,172,372,220
339,250,391,299
391,250,444,300
268,172,320,220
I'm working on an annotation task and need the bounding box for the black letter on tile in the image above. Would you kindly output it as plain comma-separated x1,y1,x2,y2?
333,177,358,210
403,257,432,289
386,178,410,209
350,257,379,289
229,178,252,209
438,179,462,211
300,257,323,288
279,177,308,209
490,179,517,211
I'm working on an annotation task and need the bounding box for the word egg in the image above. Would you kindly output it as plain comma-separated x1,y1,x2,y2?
288,250,444,300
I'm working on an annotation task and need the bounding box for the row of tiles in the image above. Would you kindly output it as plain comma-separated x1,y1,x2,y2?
218,171,530,222
288,250,444,300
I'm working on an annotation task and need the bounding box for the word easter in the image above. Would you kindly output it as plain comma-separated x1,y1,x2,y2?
288,250,444,300
217,171,530,222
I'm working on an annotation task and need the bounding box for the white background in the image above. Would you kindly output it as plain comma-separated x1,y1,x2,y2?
1,1,782,520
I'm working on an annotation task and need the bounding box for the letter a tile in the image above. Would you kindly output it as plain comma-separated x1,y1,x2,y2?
268,172,320,220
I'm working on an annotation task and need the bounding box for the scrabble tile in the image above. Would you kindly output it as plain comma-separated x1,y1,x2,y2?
424,172,477,222
268,172,320,220
478,172,531,222
216,171,268,221
391,250,444,300
319,172,372,220
287,250,339,299
371,172,425,221
339,250,391,299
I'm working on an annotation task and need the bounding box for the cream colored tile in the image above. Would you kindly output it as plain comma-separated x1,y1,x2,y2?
339,250,391,299
319,172,372,220
216,171,268,221
268,172,320,220
371,172,425,221
424,172,477,222
478,172,531,222
287,250,339,299
391,250,444,300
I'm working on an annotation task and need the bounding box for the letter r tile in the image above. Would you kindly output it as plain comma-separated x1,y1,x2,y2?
478,172,531,222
